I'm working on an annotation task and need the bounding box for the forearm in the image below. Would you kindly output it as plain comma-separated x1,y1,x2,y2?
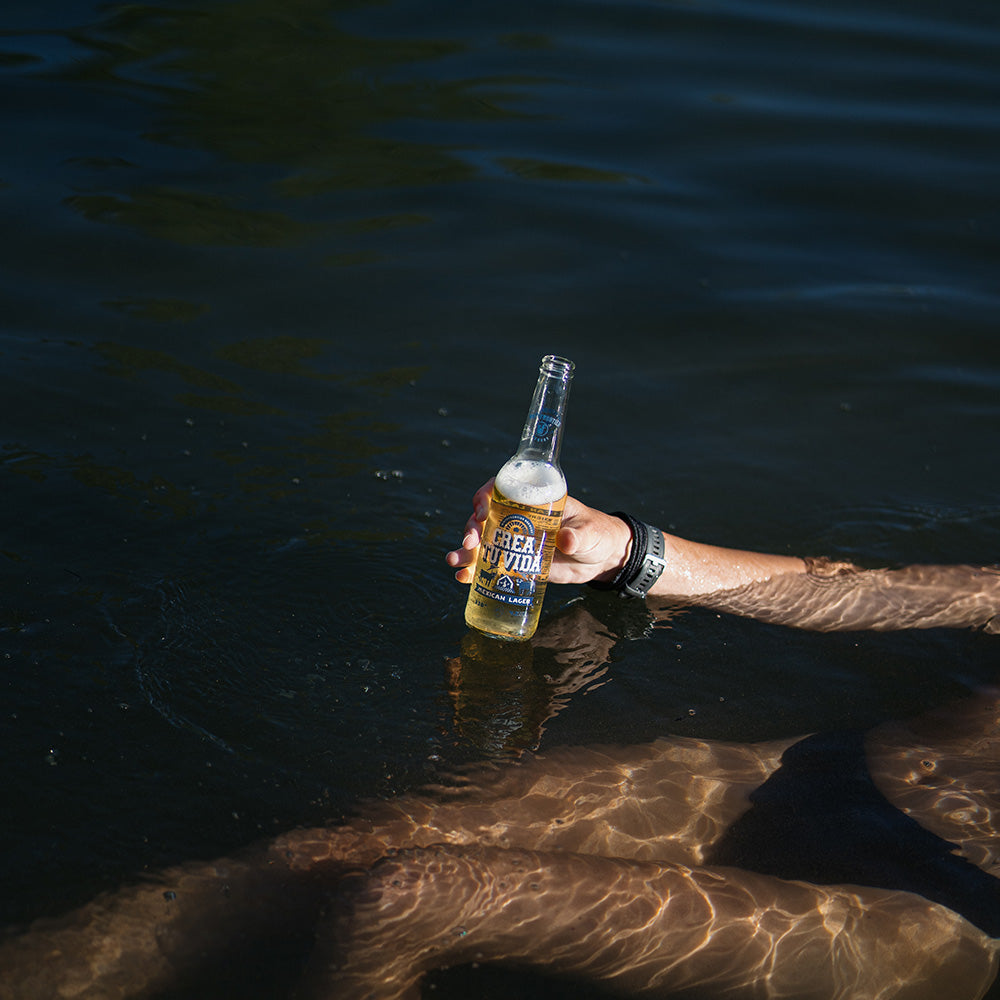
611,522,1000,632
683,560,1000,632
648,531,807,598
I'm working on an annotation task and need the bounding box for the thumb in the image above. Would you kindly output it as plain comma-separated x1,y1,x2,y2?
556,525,580,555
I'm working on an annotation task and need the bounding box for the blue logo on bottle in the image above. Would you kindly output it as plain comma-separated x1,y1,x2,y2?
533,412,560,442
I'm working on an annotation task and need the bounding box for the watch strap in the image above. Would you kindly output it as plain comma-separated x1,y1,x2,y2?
588,512,666,599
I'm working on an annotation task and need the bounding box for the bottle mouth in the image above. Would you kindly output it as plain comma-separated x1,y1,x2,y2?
540,355,575,378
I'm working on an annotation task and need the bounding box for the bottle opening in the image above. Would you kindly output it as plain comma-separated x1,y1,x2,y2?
540,355,575,379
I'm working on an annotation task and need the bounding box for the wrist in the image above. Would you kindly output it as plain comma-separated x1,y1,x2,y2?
591,513,633,584
589,512,666,598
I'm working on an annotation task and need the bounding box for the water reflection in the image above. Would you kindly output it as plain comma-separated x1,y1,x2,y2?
20,0,650,263
102,297,210,323
96,341,243,392
41,0,545,251
4,562,1000,998
446,606,616,756
0,334,415,519
66,185,315,247
215,336,328,377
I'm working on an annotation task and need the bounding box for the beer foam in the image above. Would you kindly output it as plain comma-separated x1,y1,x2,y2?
496,460,566,506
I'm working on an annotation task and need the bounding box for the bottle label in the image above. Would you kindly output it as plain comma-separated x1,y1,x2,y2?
473,497,563,607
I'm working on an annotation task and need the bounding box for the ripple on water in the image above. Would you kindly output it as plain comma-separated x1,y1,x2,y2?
131,534,458,766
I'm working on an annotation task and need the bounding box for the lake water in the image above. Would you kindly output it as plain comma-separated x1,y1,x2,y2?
2,0,1000,995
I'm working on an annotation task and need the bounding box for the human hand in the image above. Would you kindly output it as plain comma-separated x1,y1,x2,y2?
445,480,632,587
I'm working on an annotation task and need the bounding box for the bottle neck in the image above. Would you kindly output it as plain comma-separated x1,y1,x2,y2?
515,355,574,465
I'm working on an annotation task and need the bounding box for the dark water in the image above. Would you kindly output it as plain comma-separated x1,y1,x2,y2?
2,0,1000,992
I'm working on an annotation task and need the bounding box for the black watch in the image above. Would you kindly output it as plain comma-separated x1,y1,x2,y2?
588,512,666,599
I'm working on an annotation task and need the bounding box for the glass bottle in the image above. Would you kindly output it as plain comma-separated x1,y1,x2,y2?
465,355,574,640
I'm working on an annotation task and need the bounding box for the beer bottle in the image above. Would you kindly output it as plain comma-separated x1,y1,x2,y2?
465,355,574,640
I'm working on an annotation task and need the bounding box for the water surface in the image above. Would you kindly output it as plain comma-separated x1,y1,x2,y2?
2,0,1000,994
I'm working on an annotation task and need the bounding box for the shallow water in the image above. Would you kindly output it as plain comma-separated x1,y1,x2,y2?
2,0,1000,994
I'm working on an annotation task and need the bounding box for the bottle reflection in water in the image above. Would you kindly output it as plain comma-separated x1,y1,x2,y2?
446,631,549,755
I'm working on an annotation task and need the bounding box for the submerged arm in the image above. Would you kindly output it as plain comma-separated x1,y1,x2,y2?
683,559,1000,632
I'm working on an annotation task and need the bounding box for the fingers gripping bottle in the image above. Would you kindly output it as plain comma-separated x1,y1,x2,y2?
465,355,574,640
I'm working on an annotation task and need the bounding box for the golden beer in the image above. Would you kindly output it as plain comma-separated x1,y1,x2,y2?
464,356,574,640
